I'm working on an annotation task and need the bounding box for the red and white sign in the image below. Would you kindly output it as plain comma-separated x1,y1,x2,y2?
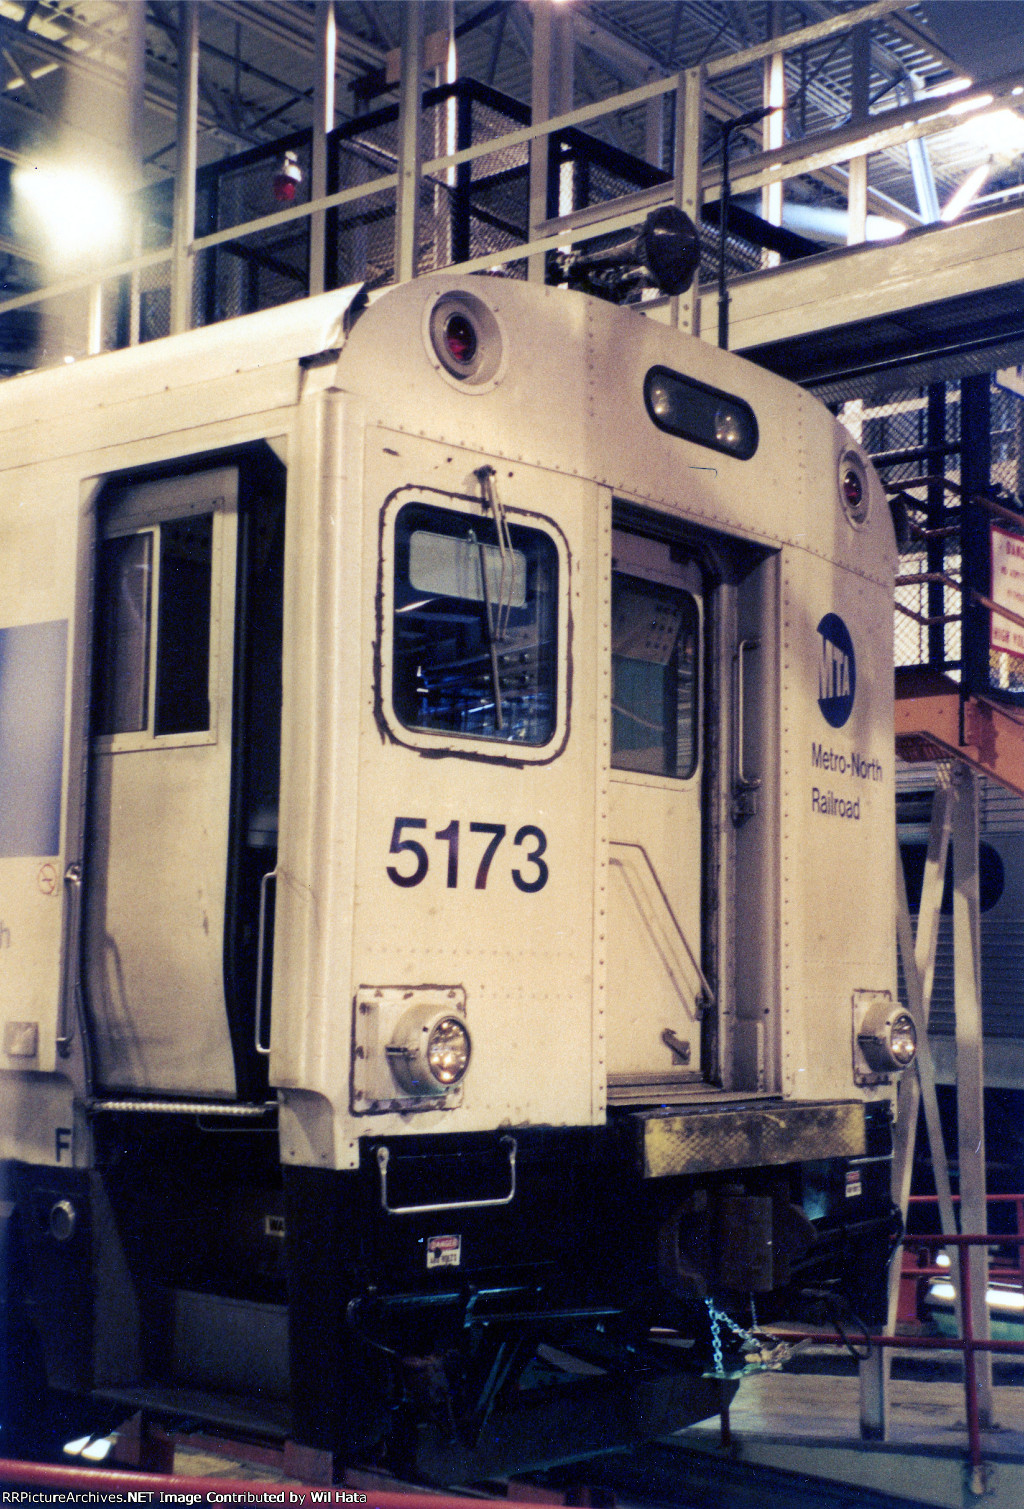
426,1234,462,1269
990,525,1024,659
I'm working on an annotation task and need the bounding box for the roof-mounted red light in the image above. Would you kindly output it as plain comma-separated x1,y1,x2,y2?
443,312,478,366
426,291,506,388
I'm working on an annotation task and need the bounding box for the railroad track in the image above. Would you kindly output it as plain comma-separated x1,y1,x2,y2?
527,1442,938,1509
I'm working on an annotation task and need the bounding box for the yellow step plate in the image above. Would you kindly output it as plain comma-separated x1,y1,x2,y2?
635,1099,866,1178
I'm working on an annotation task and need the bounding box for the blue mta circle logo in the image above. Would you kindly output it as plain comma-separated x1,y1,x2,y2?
817,613,856,728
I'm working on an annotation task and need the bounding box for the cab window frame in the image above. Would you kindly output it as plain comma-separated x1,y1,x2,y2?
379,486,571,765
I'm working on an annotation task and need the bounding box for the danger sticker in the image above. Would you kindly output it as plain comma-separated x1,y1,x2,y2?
845,1170,863,1199
426,1234,462,1269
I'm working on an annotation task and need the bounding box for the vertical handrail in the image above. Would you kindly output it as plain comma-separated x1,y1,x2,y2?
253,869,278,1057
732,638,761,790
56,862,83,1058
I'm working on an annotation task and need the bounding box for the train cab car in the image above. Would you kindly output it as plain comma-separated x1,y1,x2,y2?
0,271,906,1477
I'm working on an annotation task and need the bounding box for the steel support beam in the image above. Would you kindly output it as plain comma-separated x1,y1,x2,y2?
309,0,336,298
951,764,993,1426
86,282,103,357
704,0,910,79
719,205,1024,354
394,0,423,286
862,787,957,1440
898,79,940,223
961,377,992,699
170,0,199,335
528,0,553,284
126,0,146,347
761,33,785,264
846,23,870,246
671,66,703,336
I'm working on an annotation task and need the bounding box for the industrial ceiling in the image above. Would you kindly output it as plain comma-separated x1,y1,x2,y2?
1,3,1022,207
3,2,1024,376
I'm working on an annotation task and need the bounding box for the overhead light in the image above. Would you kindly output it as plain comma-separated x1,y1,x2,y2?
955,107,1024,158
12,159,126,263
780,203,906,242
945,91,993,118
920,75,973,101
941,161,992,222
63,1434,115,1461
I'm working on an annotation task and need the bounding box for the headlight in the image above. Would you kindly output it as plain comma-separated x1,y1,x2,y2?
426,1016,471,1085
887,1012,918,1067
387,1004,472,1096
857,996,917,1073
644,365,758,460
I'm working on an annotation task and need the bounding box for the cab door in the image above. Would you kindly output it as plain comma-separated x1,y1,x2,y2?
83,457,284,1101
606,526,708,1101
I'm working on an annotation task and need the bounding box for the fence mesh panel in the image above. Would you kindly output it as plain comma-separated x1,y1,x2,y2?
835,379,1024,692
837,386,964,675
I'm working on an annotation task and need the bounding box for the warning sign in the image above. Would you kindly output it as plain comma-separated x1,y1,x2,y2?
990,525,1024,659
426,1234,462,1269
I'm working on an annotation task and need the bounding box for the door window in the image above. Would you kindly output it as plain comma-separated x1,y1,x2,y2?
94,514,213,740
611,572,699,778
392,501,558,747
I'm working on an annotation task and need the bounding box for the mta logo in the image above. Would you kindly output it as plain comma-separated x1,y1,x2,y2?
817,613,855,728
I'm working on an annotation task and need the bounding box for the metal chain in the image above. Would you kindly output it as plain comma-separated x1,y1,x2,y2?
705,1296,759,1346
704,1297,725,1375
704,1294,809,1377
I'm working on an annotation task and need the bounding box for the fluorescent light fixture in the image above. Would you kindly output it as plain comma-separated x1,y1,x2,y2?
946,91,994,118
867,215,908,240
930,1280,1024,1312
781,203,906,242
955,107,1024,157
12,159,126,263
922,76,973,100
941,161,992,222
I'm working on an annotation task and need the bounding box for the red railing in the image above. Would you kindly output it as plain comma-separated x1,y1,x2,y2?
780,1231,1024,1476
899,1193,1024,1321
883,1232,1024,1474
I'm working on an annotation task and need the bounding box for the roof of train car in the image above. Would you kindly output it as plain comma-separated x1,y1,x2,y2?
0,270,895,578
0,283,368,432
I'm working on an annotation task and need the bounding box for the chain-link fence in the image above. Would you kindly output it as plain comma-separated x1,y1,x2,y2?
835,379,1024,690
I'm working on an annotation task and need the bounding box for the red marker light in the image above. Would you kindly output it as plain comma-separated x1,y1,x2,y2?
842,468,863,510
272,150,302,204
444,312,477,365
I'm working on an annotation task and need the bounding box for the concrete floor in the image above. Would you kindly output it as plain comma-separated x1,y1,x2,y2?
685,1358,1024,1509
